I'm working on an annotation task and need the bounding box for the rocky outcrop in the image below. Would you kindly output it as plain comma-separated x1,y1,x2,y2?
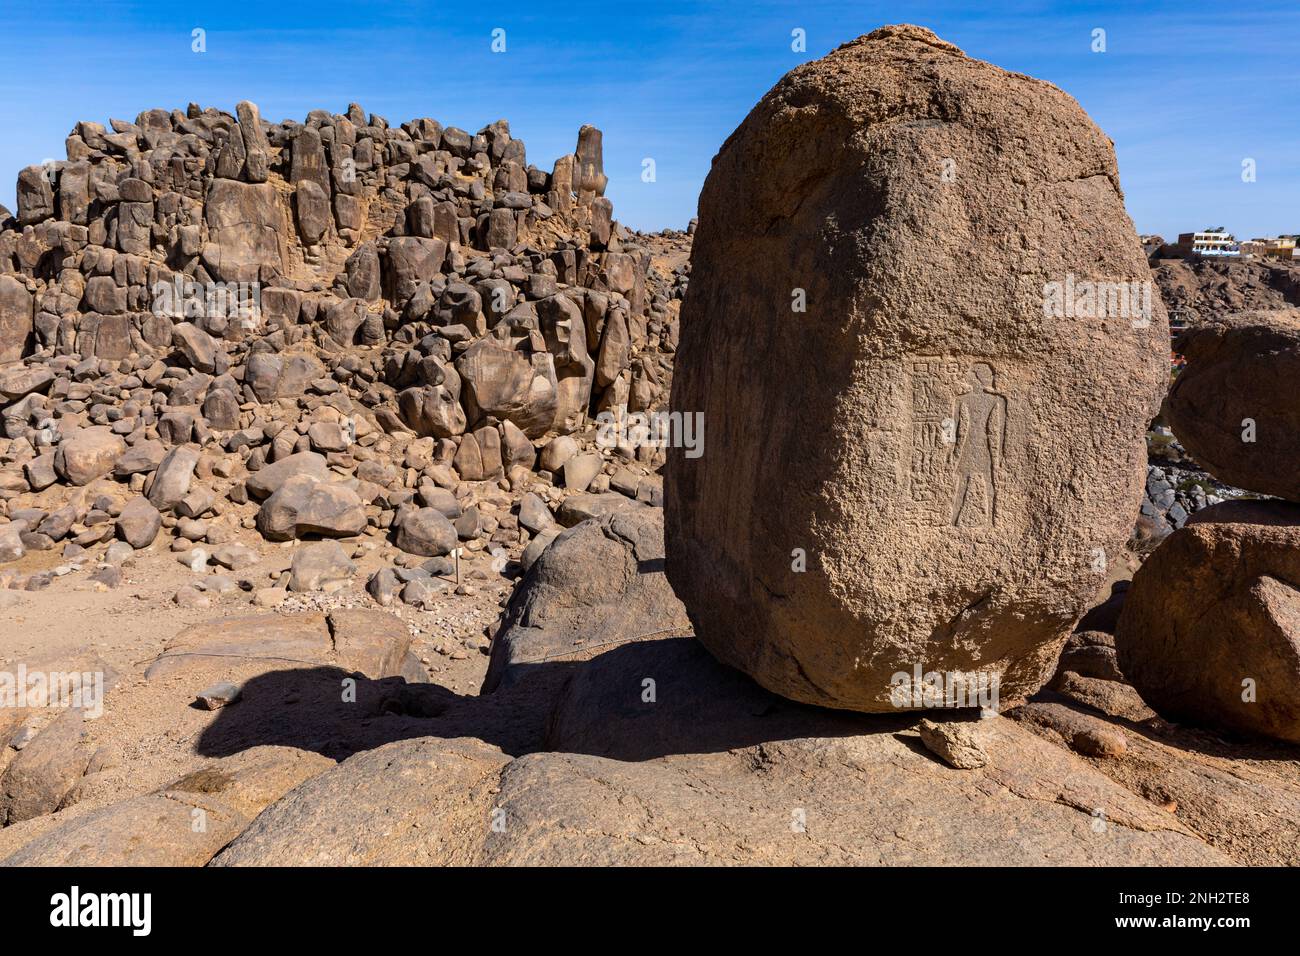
0,98,682,592
666,25,1168,712
1153,253,1300,327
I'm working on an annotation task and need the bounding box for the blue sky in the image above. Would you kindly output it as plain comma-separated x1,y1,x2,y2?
1,0,1297,238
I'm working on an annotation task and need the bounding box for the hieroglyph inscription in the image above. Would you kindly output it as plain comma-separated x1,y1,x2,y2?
905,357,1008,527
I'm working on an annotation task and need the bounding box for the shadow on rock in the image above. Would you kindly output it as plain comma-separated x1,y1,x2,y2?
195,638,920,764
194,667,462,761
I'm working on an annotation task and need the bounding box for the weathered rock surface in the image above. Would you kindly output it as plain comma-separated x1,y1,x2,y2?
143,610,409,681
1116,500,1300,743
1011,697,1300,865
0,275,34,365
214,632,1225,866
0,365,51,401
1166,311,1300,500
202,179,286,282
393,506,458,557
146,444,200,510
0,747,333,866
484,506,690,692
244,452,331,500
211,738,508,866
288,539,357,591
0,708,92,825
665,25,1167,712
918,716,993,769
256,476,366,541
54,427,125,486
115,495,162,549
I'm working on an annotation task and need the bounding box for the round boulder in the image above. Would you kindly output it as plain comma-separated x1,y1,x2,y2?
256,476,367,542
1116,501,1300,743
1166,310,1300,501
394,507,458,557
664,25,1168,712
55,427,126,486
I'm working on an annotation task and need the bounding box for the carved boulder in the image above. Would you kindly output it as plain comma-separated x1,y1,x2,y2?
665,25,1168,712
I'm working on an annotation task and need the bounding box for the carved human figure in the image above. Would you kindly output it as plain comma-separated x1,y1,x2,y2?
951,362,1006,527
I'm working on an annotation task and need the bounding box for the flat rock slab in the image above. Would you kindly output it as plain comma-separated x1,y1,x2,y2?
145,610,411,682
213,635,1226,866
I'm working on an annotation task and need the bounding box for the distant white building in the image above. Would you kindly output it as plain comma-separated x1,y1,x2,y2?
1177,228,1239,257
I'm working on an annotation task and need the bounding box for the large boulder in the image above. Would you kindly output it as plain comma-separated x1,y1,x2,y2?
16,165,54,226
116,496,162,549
293,180,331,245
113,439,166,477
77,313,131,360
536,294,595,433
393,507,458,557
256,476,367,541
172,322,219,374
236,101,271,183
0,520,27,563
664,25,1167,712
1116,501,1300,743
288,539,358,591
398,385,466,438
0,366,52,401
54,427,125,486
555,492,640,527
146,444,200,510
483,506,691,692
0,275,34,364
1166,311,1300,500
383,237,446,304
245,451,330,500
456,338,558,438
245,352,324,402
202,179,286,282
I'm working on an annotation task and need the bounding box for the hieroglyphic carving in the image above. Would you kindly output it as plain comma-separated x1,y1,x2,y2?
904,357,1008,527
